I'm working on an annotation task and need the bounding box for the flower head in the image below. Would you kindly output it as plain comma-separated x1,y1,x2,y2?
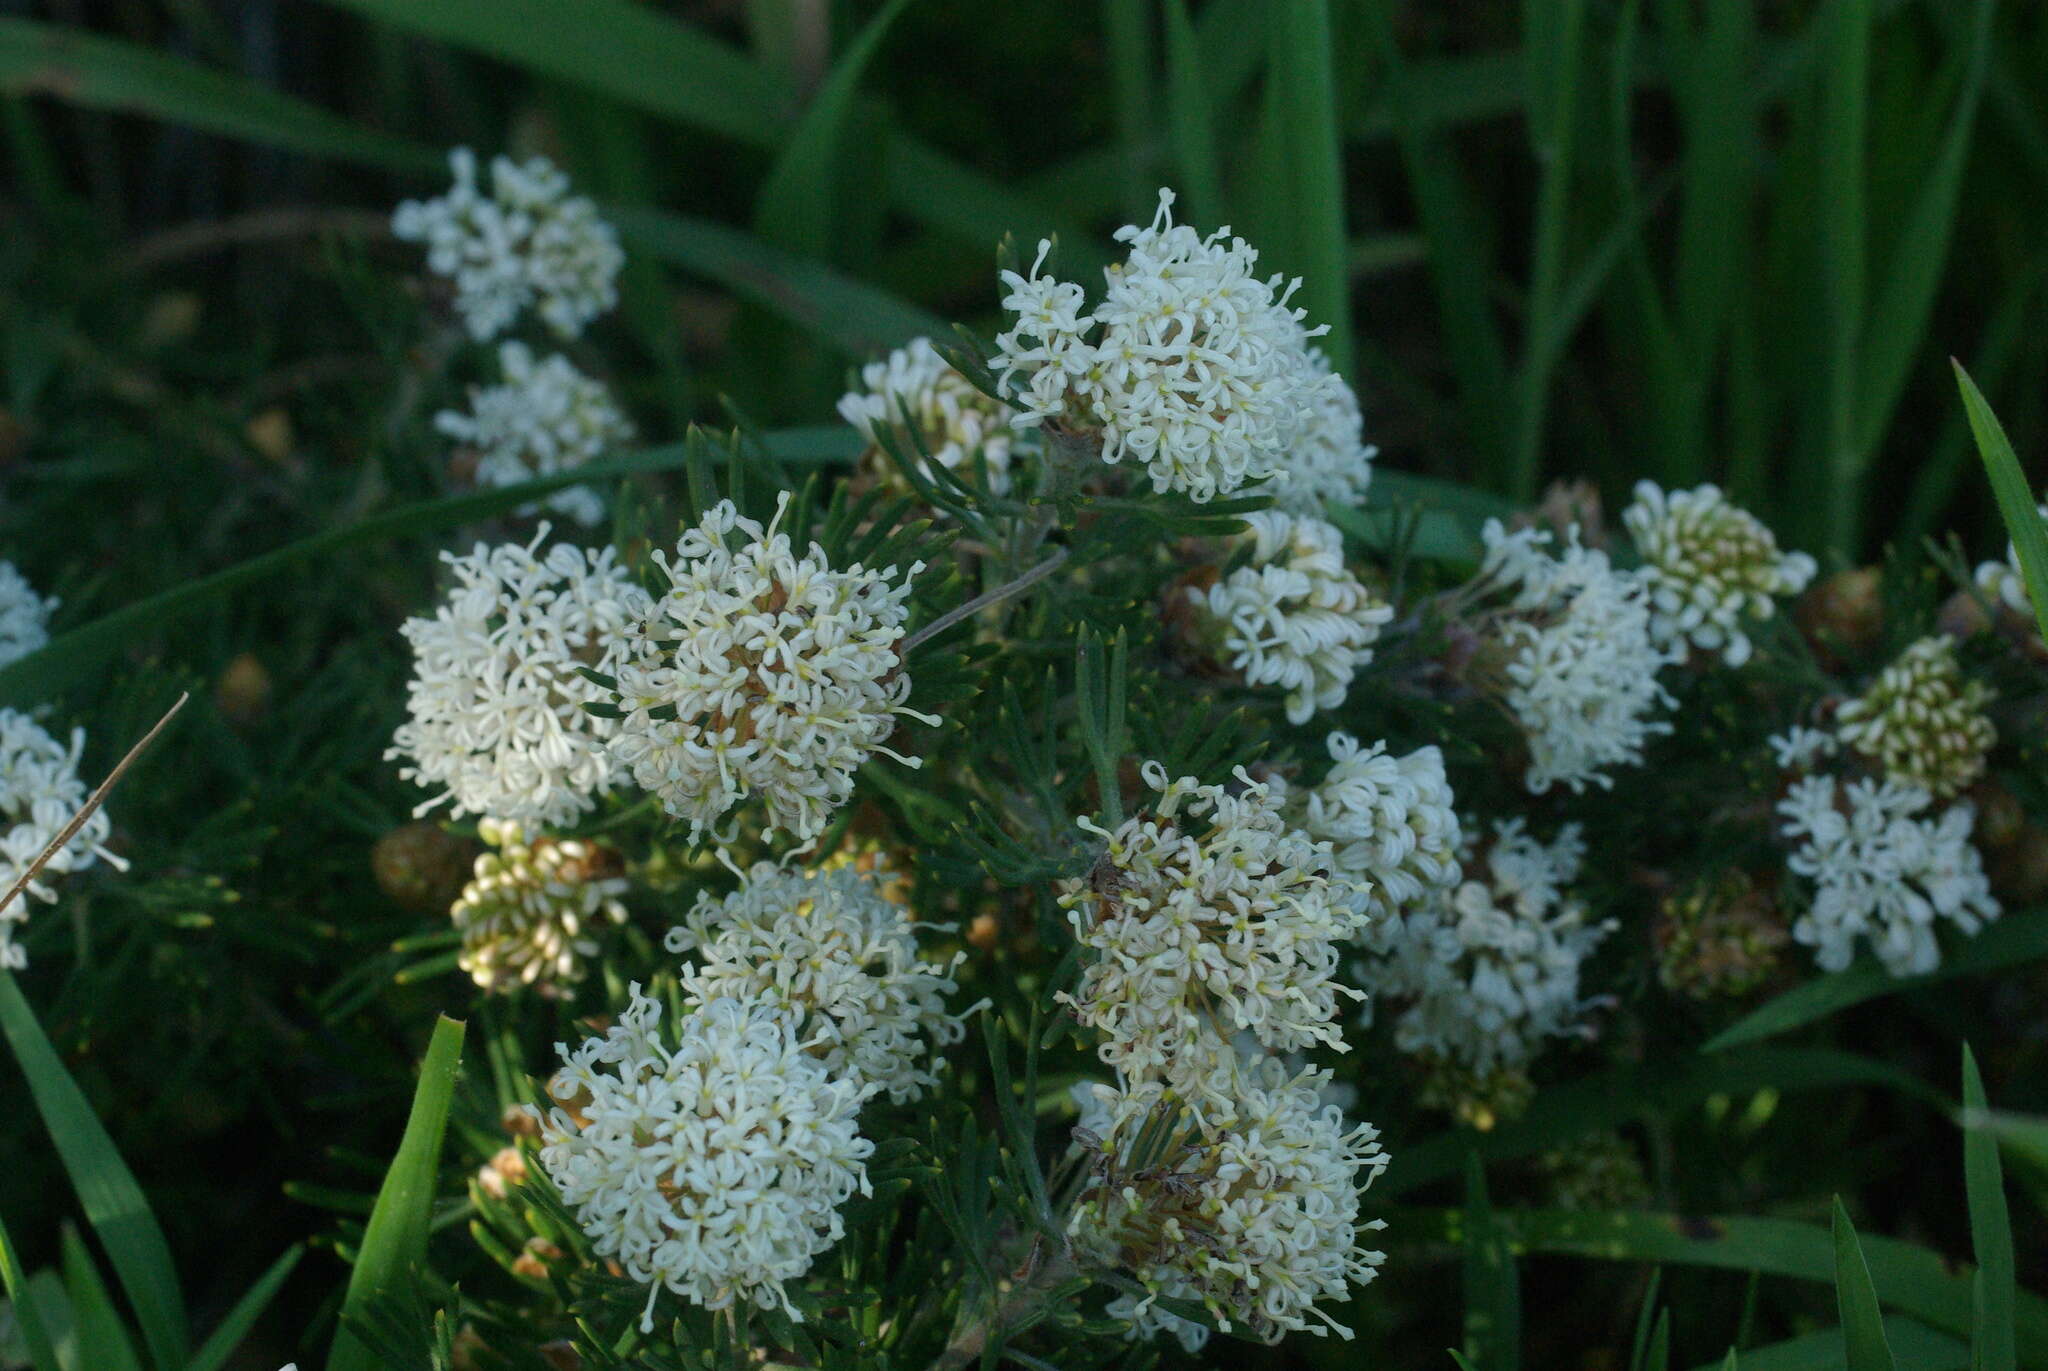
393,147,623,341
1286,733,1461,920
1190,511,1391,724
1478,520,1678,793
665,862,966,1103
0,563,55,669
1834,635,1996,799
1057,762,1363,1118
1778,774,1998,976
1,710,123,968
389,530,651,829
1622,482,1815,665
1273,349,1376,515
837,337,1016,497
436,343,633,527
451,818,628,993
606,495,927,847
994,189,1346,503
1358,819,1612,1075
1068,1062,1388,1342
536,988,874,1328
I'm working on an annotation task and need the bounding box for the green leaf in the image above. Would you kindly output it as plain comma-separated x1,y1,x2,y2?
1818,0,1872,557
328,1015,465,1371
753,0,916,261
1704,913,2048,1052
1266,0,1351,374
60,1227,142,1371
0,973,187,1371
1700,1318,1969,1371
1962,1047,2016,1371
1963,1110,2048,1176
0,1213,65,1371
611,206,945,357
0,19,438,174
1835,1199,1897,1371
1161,0,1222,226
1954,362,2048,641
1462,1154,1519,1371
184,1247,302,1371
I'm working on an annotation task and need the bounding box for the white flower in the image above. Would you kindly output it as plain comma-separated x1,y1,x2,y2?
836,337,1016,497
1479,520,1678,794
1057,762,1363,1120
0,563,55,669
1358,819,1612,1075
1778,775,1998,976
994,189,1346,503
1834,635,1996,799
1768,725,1839,771
1975,496,2046,617
436,342,634,527
665,861,966,1103
1288,733,1462,919
1622,482,1816,666
1068,1061,1388,1342
537,987,874,1328
450,818,627,993
1190,510,1392,724
1,710,124,969
1273,348,1376,515
1106,1293,1211,1354
393,147,623,341
606,495,929,847
388,530,651,829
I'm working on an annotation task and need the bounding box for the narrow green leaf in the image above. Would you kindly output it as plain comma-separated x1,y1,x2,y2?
60,1228,142,1371
1698,1318,1969,1371
328,1016,465,1371
1462,1154,1519,1371
1962,1047,2016,1371
754,0,916,261
0,973,187,1371
1835,1199,1898,1371
1705,912,2048,1052
1267,0,1351,374
0,19,438,173
1964,1110,2048,1175
0,1213,65,1371
1104,0,1156,222
185,1246,302,1371
1818,0,1872,558
1954,362,2048,641
1161,0,1222,226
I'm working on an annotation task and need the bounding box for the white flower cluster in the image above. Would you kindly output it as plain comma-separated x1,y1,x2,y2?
1975,494,2045,618
0,562,54,669
1834,635,1996,799
1479,520,1678,794
436,342,634,528
1057,762,1362,1119
1621,481,1817,665
393,147,623,341
665,862,966,1103
994,188,1363,504
450,819,627,993
1189,510,1392,724
1777,774,1998,976
836,337,1016,497
606,495,928,847
1285,733,1462,921
1768,725,1839,771
1069,1061,1388,1342
1,709,123,969
1358,819,1612,1075
1274,347,1377,516
536,989,874,1328
389,531,651,829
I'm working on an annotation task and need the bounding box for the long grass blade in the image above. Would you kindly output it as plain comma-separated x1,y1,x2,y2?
185,1247,303,1371
1835,1199,1898,1371
0,1214,65,1371
1161,0,1222,226
1268,0,1351,374
1962,1047,2017,1371
60,1227,142,1371
1462,1154,1520,1371
0,973,187,1371
1954,363,2048,640
1818,0,1872,557
327,1015,465,1371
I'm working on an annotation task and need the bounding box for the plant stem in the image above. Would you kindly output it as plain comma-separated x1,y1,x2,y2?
903,547,1070,654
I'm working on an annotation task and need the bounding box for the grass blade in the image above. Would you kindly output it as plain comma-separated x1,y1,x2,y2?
1267,0,1351,374
1835,1199,1898,1371
185,1246,303,1371
1818,0,1871,558
1462,1154,1520,1371
1954,362,2048,640
0,1214,65,1371
1707,1318,1968,1371
0,19,438,174
327,1015,465,1371
1105,0,1156,221
1962,1047,2017,1371
1161,0,1222,226
1704,912,2048,1052
0,973,187,1371
754,0,916,261
60,1227,142,1371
